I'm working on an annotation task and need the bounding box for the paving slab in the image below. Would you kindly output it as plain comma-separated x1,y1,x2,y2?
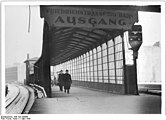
29,85,161,114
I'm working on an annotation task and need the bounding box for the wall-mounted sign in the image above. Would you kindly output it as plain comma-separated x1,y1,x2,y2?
41,6,138,30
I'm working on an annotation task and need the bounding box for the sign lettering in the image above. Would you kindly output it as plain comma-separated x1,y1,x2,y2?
41,6,138,30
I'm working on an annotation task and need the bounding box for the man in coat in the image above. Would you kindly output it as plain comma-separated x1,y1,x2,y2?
64,70,72,94
58,70,64,91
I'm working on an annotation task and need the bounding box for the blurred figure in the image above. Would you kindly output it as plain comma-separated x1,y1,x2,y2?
53,76,57,86
5,85,8,96
64,70,72,94
58,70,64,91
51,79,54,87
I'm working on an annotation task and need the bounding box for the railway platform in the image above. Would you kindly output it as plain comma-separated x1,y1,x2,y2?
29,85,161,114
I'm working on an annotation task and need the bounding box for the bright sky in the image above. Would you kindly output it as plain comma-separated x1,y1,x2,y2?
138,11,161,46
5,5,43,66
5,5,161,66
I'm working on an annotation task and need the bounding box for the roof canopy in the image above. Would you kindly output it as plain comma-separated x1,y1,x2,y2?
40,5,160,66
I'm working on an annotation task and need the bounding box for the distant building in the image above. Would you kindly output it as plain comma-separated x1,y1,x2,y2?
5,66,17,83
137,45,161,84
153,41,160,47
24,55,38,85
5,63,26,83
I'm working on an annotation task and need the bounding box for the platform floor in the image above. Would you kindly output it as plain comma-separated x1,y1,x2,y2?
29,85,161,114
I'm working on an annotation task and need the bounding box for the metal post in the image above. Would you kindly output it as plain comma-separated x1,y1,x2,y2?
81,55,83,81
86,52,88,81
89,51,91,82
101,45,104,83
75,59,77,80
121,32,127,94
74,59,76,80
82,54,85,81
96,48,99,82
82,55,84,81
72,60,73,79
106,42,110,83
80,56,81,81
78,57,80,81
133,51,139,95
70,60,71,74
92,50,95,82
84,54,86,81
113,38,117,84
72,60,73,78
77,57,79,81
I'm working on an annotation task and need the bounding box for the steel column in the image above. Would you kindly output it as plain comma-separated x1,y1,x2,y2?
106,42,110,83
89,51,91,82
80,56,83,81
121,32,127,94
92,50,95,82
101,45,104,83
86,53,88,81
96,48,99,82
113,38,117,84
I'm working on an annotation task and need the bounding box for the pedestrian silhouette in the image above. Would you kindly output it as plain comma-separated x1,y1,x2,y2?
64,70,72,94
57,70,64,91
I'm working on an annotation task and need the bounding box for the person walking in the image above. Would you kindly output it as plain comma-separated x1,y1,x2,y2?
57,70,64,91
64,70,72,94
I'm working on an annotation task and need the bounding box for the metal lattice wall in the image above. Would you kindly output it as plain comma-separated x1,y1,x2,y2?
53,33,125,93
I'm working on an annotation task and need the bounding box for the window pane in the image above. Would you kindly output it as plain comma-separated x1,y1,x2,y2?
109,70,115,76
98,71,102,76
98,52,101,58
103,56,107,63
108,40,113,47
108,54,114,62
116,61,123,69
103,63,108,70
94,53,96,59
108,47,114,54
109,62,114,69
98,58,101,64
98,64,102,70
103,70,108,76
94,60,97,65
103,49,107,56
104,79,109,83
94,71,97,76
97,46,101,51
98,77,103,82
116,69,123,76
110,79,116,83
94,65,97,71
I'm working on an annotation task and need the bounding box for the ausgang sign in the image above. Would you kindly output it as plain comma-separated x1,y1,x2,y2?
40,6,138,30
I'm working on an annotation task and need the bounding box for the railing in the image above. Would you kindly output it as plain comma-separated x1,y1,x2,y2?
29,84,47,98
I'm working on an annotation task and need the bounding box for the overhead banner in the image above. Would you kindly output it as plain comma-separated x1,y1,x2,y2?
40,6,138,30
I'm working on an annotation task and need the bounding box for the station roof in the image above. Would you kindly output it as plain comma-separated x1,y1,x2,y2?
48,27,123,66
40,5,160,66
24,57,39,63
